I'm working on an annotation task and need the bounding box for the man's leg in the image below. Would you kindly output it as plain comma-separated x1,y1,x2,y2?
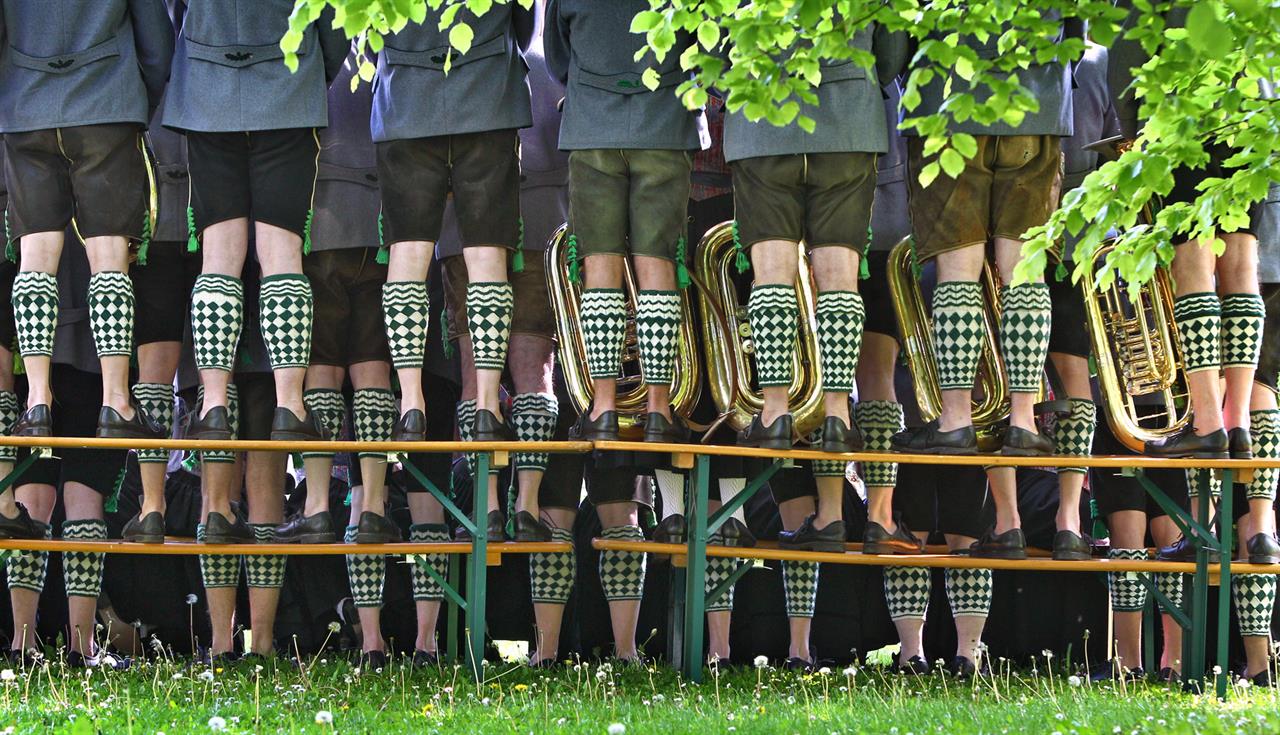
407,492,448,661
1233,511,1276,681
383,240,435,434
597,500,646,661
943,533,990,669
285,365,345,537
1243,386,1280,560
705,501,734,664
344,486,385,657
62,482,109,661
6,482,54,657
256,223,315,427
856,332,914,552
810,246,864,443
1148,516,1184,677
1049,352,1096,555
509,334,557,533
1218,234,1262,437
994,238,1052,447
351,361,396,522
0,343,35,532
884,533,932,672
776,495,819,665
83,236,140,428
463,246,513,433
192,219,249,419
529,506,576,666
579,255,627,422
12,233,63,421
972,467,1023,557
244,450,287,656
745,240,800,435
134,342,181,520
453,337,503,537
1103,511,1149,677
198,433,243,658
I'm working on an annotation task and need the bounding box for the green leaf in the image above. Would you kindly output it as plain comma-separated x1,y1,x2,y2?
1185,2,1220,54
641,67,661,91
939,148,966,178
630,11,663,33
951,133,978,159
697,20,720,51
449,22,474,55
918,161,941,189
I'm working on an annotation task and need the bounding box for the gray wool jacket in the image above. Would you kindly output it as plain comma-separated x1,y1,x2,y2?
0,0,173,133
544,0,705,151
1062,43,1120,194
311,54,380,253
371,5,534,142
870,83,910,253
162,0,347,133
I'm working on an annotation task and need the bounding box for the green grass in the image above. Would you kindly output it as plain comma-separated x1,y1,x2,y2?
2,654,1278,734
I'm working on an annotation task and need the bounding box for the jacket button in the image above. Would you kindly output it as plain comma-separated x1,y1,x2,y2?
48,59,73,70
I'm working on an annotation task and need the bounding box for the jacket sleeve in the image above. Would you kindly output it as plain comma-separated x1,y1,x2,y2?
873,24,909,87
542,0,570,86
316,7,350,85
128,0,176,117
1107,0,1145,139
513,2,536,53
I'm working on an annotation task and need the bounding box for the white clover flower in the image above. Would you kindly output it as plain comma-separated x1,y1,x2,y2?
1067,675,1082,687
207,716,226,731
753,655,769,669
327,622,341,633
0,669,15,682
315,710,333,725
186,594,198,605
198,670,214,682
607,724,626,735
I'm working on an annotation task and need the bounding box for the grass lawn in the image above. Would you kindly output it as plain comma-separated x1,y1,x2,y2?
1,653,1277,734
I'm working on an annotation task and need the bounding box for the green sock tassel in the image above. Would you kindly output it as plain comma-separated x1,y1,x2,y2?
732,220,749,274
104,467,126,514
909,238,923,281
1055,260,1068,282
441,309,454,359
676,236,690,289
375,212,389,265
859,253,870,280
567,234,580,284
344,488,352,507
302,209,314,256
512,217,525,273
4,211,14,263
1090,498,1108,542
186,207,199,253
137,211,152,266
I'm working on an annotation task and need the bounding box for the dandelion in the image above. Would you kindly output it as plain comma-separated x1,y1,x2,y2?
1067,675,1082,687
514,684,529,692
753,655,769,669
1042,649,1054,659
817,667,831,675
207,716,227,732
607,724,626,735
1213,665,1223,675
0,670,14,682
315,711,333,725
843,666,857,677
186,594,198,605
198,670,214,682
327,622,341,633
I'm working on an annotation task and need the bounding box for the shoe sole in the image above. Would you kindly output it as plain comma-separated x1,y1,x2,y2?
821,441,864,454
1249,555,1280,565
472,433,515,443
123,533,165,544
269,431,323,442
513,533,554,543
203,535,254,545
779,541,846,553
1145,450,1230,459
1052,550,1091,561
187,430,233,441
14,428,51,438
97,427,164,440
653,536,687,546
740,439,793,451
354,533,401,545
1000,446,1053,458
284,532,338,544
719,537,757,549
390,433,426,443
971,548,1028,560
863,541,924,555
892,443,977,456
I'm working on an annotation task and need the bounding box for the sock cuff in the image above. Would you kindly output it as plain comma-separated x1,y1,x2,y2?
0,389,16,415
383,280,428,293
512,392,558,414
853,400,904,425
549,527,574,544
1108,547,1149,561
1250,408,1280,430
636,290,681,312
14,270,57,290
581,288,627,306
260,273,311,287
193,273,244,296
816,290,865,311
602,525,643,541
1221,292,1265,316
251,524,277,543
1173,292,1221,318
132,382,172,400
467,281,514,298
62,518,108,539
88,270,131,286
353,388,397,410
1000,281,1052,307
410,523,450,541
748,283,797,310
934,280,983,304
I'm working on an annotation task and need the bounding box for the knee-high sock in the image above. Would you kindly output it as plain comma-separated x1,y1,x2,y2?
1054,398,1096,475
1234,574,1277,638
1185,466,1222,499
345,525,385,608
410,524,449,602
1174,292,1222,374
1221,293,1265,369
0,390,20,464
467,281,513,371
933,281,985,391
456,398,497,478
191,274,244,372
197,523,242,589
636,289,682,387
816,290,865,394
811,458,848,478
705,531,737,613
133,383,174,464
748,284,798,388
512,392,558,473
1247,409,1280,501
382,281,429,370
1156,572,1183,614
1000,283,1052,393
6,521,51,593
581,289,627,380
259,274,313,370
62,519,108,598
599,525,645,602
199,383,240,465
530,526,576,605
87,271,135,358
1108,549,1149,612
245,524,285,589
653,469,685,520
300,388,346,461
12,270,58,358
855,401,905,487
783,559,819,618
945,567,992,617
884,565,930,621
717,478,748,524
353,388,397,461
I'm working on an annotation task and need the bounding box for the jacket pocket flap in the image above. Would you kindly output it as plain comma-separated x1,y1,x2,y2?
184,37,297,68
383,34,506,71
10,36,120,75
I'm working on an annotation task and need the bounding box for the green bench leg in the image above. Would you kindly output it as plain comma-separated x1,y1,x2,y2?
682,454,710,682
465,451,491,680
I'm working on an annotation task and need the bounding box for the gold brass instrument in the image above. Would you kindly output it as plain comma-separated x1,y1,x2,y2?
546,225,703,438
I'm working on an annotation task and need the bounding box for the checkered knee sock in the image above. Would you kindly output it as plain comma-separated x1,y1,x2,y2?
353,388,397,461
1185,466,1222,499
199,383,240,465
132,383,174,464
600,525,646,602
456,398,497,477
301,388,346,460
410,524,449,602
884,565,930,621
191,274,244,372
1221,293,1265,368
382,281,429,370
87,271,134,358
816,290,864,393
636,290,682,386
783,559,819,618
530,526,575,605
1234,574,1277,638
12,270,58,358
1156,572,1183,614
245,524,285,589
748,284,797,388
705,531,737,613
854,401,904,487
945,567,992,617
6,521,50,593
581,289,627,380
1054,398,1096,475
1248,409,1280,501
467,281,513,371
345,525,385,608
197,523,242,589
1174,292,1222,374
1000,283,1051,393
512,392,558,473
933,281,985,391
62,519,107,598
811,458,847,477
259,274,313,370
0,390,20,464
1108,549,1149,612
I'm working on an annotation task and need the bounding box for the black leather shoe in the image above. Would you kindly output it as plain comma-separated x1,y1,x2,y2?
568,410,619,441
472,408,515,442
1090,661,1144,682
970,527,1027,560
894,655,931,676
738,413,793,450
1229,427,1254,460
1155,667,1181,683
358,650,389,672
0,504,44,540
355,511,402,544
819,416,864,453
199,649,241,667
890,420,977,455
1000,426,1054,457
122,511,165,544
1243,668,1275,688
1144,421,1228,459
203,511,253,544
1247,532,1280,564
779,514,845,553
863,516,924,555
97,402,165,439
782,657,813,672
1156,536,1220,563
717,516,757,548
513,510,553,542
643,412,691,443
12,404,51,438
270,408,327,442
1052,530,1092,561
947,656,979,678
412,650,439,667
391,409,426,442
186,405,232,441
456,510,506,542
275,511,337,544
653,514,687,545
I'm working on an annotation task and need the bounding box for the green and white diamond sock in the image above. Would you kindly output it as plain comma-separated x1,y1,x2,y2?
382,281,429,370
12,270,58,358
811,457,847,478
1000,283,1051,393
1221,293,1265,368
191,274,244,371
132,383,174,464
600,525,645,602
636,290,681,386
816,290,864,393
62,519,107,598
530,526,576,605
245,524,285,589
199,383,240,465
1054,398,1096,475
884,565,930,621
5,521,50,593
1108,549,1148,612
782,559,819,618
748,284,797,388
945,567,992,617
581,289,627,380
87,271,134,357
456,399,497,477
410,524,449,602
1156,572,1183,614
0,390,20,464
197,523,242,589
345,525,385,608
1247,409,1280,501
301,388,345,460
353,388,397,461
854,401,905,487
705,531,737,613
1185,466,1222,499
1174,292,1222,374
1233,574,1277,637
512,392,558,473
259,274,313,370
467,281,513,371
933,281,984,391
